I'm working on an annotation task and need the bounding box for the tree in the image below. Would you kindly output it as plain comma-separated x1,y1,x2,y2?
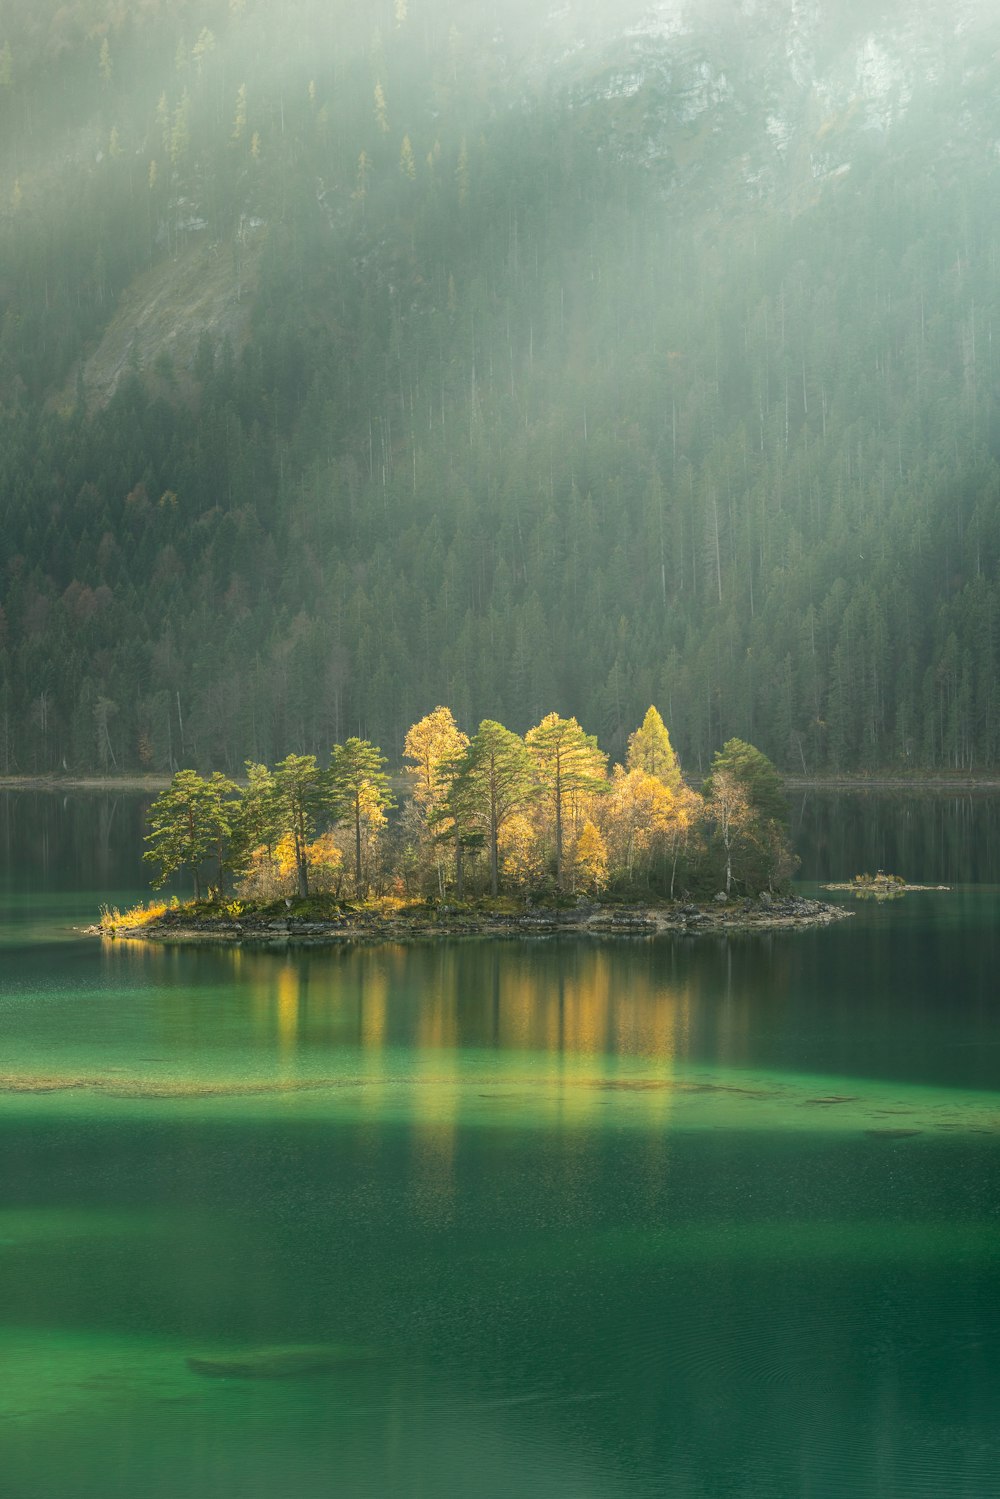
569,818,608,894
627,706,682,792
525,712,606,888
403,706,468,895
143,770,238,898
329,738,394,895
445,720,537,895
600,765,677,885
704,768,750,896
273,754,327,897
702,741,791,894
702,739,788,827
231,761,284,875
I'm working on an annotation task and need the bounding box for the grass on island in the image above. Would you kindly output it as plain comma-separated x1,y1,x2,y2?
98,898,174,935
99,888,625,934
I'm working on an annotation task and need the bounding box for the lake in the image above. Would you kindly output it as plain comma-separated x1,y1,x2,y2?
1,788,998,1497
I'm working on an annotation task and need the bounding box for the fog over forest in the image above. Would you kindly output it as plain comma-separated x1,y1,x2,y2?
1,0,999,774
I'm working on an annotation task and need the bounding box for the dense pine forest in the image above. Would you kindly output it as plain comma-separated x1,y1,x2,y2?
1,0,999,774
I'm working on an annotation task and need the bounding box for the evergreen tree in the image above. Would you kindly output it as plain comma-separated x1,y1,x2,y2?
143,769,238,898
525,712,606,889
445,720,537,895
329,738,394,895
273,753,327,897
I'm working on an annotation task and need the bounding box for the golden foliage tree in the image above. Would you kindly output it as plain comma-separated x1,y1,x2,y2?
627,706,682,792
600,765,676,885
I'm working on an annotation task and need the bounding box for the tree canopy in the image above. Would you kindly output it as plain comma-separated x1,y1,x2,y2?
141,708,797,902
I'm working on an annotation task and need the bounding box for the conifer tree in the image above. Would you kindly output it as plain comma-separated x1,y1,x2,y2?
627,706,682,792
329,738,394,895
273,753,326,897
446,721,537,895
143,770,238,898
525,712,606,889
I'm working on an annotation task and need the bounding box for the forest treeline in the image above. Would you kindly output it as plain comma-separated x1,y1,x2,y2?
142,708,793,903
1,2,1000,773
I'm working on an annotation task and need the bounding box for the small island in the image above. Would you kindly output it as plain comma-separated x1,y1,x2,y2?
96,707,851,947
822,872,951,899
96,890,850,946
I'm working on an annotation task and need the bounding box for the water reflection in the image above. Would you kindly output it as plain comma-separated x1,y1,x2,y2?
793,789,1000,884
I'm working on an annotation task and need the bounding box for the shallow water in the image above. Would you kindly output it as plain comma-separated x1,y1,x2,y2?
1,791,999,1497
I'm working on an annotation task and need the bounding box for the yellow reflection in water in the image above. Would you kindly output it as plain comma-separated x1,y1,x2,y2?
408,971,459,1223
276,963,300,1061
360,961,390,1054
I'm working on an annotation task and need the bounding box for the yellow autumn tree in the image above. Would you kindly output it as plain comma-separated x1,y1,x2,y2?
238,832,344,900
600,765,677,885
499,812,544,891
568,819,608,894
627,706,682,792
525,712,606,889
403,706,468,895
662,782,706,899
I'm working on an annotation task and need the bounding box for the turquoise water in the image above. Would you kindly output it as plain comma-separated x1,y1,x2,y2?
1,791,999,1497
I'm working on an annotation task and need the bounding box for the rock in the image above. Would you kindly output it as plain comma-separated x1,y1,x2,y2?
714,891,728,903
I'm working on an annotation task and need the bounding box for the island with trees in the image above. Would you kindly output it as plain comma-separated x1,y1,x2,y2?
97,707,848,945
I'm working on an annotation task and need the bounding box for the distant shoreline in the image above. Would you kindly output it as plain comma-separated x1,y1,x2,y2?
4,772,1000,795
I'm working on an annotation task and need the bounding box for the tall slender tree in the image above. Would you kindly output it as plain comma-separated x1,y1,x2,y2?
403,706,469,895
273,753,327,897
525,712,606,888
329,737,394,895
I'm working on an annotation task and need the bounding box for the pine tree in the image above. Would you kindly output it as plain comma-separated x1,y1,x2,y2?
525,712,606,888
143,770,238,898
329,738,394,895
273,754,326,897
446,721,537,895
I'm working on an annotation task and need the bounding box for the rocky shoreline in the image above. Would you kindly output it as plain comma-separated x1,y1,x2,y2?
96,894,852,948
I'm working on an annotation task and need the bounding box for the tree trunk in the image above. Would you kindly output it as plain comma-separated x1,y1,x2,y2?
354,791,363,895
489,803,499,895
554,761,563,889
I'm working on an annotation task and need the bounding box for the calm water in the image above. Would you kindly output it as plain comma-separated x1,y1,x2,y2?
1,790,999,1498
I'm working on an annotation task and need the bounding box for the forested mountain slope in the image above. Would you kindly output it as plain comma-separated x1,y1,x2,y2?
1,0,999,773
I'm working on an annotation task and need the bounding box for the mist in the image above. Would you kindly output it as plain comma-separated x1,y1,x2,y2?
0,0,998,775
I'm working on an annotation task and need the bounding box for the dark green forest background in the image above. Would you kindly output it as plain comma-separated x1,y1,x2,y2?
1,0,998,774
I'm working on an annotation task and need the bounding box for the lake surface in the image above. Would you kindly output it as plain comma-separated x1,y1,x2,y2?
1,789,998,1498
